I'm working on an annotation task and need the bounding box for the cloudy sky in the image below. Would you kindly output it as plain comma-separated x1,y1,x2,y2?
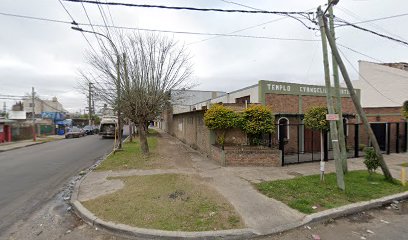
0,0,407,113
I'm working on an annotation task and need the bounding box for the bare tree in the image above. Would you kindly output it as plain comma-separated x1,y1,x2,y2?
84,32,193,154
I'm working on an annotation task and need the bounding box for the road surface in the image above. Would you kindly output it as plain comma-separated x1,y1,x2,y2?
0,135,114,235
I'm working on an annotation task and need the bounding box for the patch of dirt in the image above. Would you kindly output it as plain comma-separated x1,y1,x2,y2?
152,133,194,169
347,211,375,223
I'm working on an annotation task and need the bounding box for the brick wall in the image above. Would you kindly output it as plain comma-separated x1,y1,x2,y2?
211,145,281,167
265,94,356,114
364,107,405,122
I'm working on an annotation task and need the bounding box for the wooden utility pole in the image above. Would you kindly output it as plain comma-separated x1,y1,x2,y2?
317,6,345,190
88,82,92,126
31,87,36,141
116,54,122,149
328,1,348,173
322,12,393,181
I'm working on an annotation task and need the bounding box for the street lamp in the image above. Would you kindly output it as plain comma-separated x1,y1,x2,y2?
71,26,123,150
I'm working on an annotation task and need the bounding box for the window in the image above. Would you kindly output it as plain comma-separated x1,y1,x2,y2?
235,95,250,104
278,117,289,140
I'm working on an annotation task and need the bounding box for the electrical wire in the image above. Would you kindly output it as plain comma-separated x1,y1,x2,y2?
57,0,98,55
338,48,401,106
338,12,408,26
63,0,314,15
0,11,318,42
336,6,407,42
188,7,316,45
337,43,383,63
81,2,104,50
335,17,408,47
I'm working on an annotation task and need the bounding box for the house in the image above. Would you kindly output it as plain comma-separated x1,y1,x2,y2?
23,97,66,118
162,80,363,166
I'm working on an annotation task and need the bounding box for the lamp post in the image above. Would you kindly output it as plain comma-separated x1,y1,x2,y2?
72,26,122,149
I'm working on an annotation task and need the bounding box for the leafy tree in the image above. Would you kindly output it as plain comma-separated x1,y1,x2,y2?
304,106,328,163
204,104,238,149
239,105,275,145
304,106,329,131
402,100,408,119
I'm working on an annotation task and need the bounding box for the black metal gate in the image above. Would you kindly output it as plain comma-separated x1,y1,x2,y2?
278,122,407,166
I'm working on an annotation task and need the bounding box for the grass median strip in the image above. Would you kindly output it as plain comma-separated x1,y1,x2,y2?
255,170,408,214
82,174,244,231
96,135,158,171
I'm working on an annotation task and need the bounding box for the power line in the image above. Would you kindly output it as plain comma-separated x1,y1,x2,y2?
339,12,408,26
336,6,407,42
338,48,401,106
81,2,104,51
335,17,408,47
0,10,318,42
337,43,383,63
188,7,316,45
57,0,99,54
63,0,314,15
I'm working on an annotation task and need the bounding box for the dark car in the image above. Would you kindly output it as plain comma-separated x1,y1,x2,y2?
92,125,99,134
65,127,85,138
83,125,94,135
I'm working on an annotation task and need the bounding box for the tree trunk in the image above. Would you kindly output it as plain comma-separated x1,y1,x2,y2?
129,122,133,143
138,123,149,154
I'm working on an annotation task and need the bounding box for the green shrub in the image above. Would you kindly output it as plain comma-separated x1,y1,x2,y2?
304,106,329,131
363,147,380,175
402,100,408,119
204,104,239,148
239,105,275,145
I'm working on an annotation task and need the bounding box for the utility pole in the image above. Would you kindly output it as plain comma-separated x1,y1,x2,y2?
32,87,36,141
328,0,348,173
317,6,345,190
2,102,6,116
322,11,393,181
116,54,122,149
88,82,92,126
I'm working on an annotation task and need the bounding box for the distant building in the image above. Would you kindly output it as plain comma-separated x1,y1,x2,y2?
349,61,408,122
23,97,66,117
171,89,226,114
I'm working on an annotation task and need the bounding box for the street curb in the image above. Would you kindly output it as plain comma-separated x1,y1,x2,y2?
0,141,46,153
70,139,257,239
263,191,408,237
71,169,256,239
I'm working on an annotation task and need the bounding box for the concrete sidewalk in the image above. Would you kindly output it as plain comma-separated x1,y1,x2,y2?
0,135,64,152
75,130,408,237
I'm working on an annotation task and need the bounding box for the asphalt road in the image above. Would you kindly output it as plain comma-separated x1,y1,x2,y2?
0,135,114,235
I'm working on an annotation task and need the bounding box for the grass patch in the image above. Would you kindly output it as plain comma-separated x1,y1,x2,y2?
96,136,158,171
255,170,408,214
400,162,408,167
82,174,244,231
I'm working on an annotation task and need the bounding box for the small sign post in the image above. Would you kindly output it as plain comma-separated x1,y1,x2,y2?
326,114,339,121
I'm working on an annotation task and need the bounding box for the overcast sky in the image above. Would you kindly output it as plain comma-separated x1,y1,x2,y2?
0,0,407,113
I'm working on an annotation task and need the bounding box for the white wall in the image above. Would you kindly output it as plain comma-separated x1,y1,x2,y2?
192,84,259,110
352,61,408,107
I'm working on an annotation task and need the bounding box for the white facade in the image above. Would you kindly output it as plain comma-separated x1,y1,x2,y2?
350,61,408,108
172,89,226,114
23,97,65,114
192,84,259,111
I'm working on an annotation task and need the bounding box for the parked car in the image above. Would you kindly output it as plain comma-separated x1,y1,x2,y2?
92,125,99,134
83,125,94,135
65,126,85,138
